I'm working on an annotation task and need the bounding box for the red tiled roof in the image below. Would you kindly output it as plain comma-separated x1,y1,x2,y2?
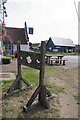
5,27,29,44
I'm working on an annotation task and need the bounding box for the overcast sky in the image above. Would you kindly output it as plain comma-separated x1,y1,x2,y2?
5,0,79,44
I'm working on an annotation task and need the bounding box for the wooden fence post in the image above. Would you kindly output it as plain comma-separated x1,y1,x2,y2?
17,41,22,89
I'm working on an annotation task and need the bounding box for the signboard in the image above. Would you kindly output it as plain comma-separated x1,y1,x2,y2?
28,27,34,34
20,44,29,52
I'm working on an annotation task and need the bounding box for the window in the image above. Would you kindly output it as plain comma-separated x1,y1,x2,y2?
49,47,52,50
53,49,58,52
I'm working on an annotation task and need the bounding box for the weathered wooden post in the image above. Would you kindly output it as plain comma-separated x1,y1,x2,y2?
17,41,22,89
23,41,53,112
11,43,13,55
5,41,31,96
39,41,49,108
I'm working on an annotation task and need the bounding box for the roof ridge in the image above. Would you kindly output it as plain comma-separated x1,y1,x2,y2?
5,27,24,29
51,37,71,40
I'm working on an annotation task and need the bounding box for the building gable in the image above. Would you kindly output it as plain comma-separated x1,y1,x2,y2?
5,27,29,44
46,38,54,51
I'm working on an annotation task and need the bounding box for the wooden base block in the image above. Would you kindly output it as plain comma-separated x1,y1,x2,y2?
23,95,53,112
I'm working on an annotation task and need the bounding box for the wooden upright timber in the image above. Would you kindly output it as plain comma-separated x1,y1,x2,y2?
23,41,53,112
6,41,31,96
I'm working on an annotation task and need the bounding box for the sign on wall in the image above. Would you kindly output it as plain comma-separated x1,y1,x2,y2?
28,27,34,34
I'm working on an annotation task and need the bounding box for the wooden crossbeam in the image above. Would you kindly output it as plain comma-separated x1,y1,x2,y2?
20,51,41,69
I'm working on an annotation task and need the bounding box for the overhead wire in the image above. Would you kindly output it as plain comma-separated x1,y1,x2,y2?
73,0,80,22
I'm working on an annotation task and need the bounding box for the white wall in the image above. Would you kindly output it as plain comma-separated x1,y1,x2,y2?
20,44,29,51
13,43,30,52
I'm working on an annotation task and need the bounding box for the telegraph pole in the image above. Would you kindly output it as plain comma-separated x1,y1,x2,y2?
2,0,8,24
2,2,5,23
1,0,8,56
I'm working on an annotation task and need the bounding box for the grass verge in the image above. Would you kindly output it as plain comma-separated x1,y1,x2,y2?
74,96,80,104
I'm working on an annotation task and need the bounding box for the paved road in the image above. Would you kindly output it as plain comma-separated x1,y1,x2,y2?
63,56,79,68
2,59,17,72
0,59,17,80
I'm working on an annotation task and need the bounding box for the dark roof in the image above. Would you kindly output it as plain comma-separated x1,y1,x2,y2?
37,40,48,48
32,43,40,48
5,27,29,44
51,37,75,47
75,44,80,48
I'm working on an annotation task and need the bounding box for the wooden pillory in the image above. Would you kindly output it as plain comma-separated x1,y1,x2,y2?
6,41,53,111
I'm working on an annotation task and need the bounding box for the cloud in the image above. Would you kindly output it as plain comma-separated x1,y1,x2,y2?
6,0,78,44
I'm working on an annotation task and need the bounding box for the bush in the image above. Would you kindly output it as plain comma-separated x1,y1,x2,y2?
2,56,12,64
6,54,15,59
